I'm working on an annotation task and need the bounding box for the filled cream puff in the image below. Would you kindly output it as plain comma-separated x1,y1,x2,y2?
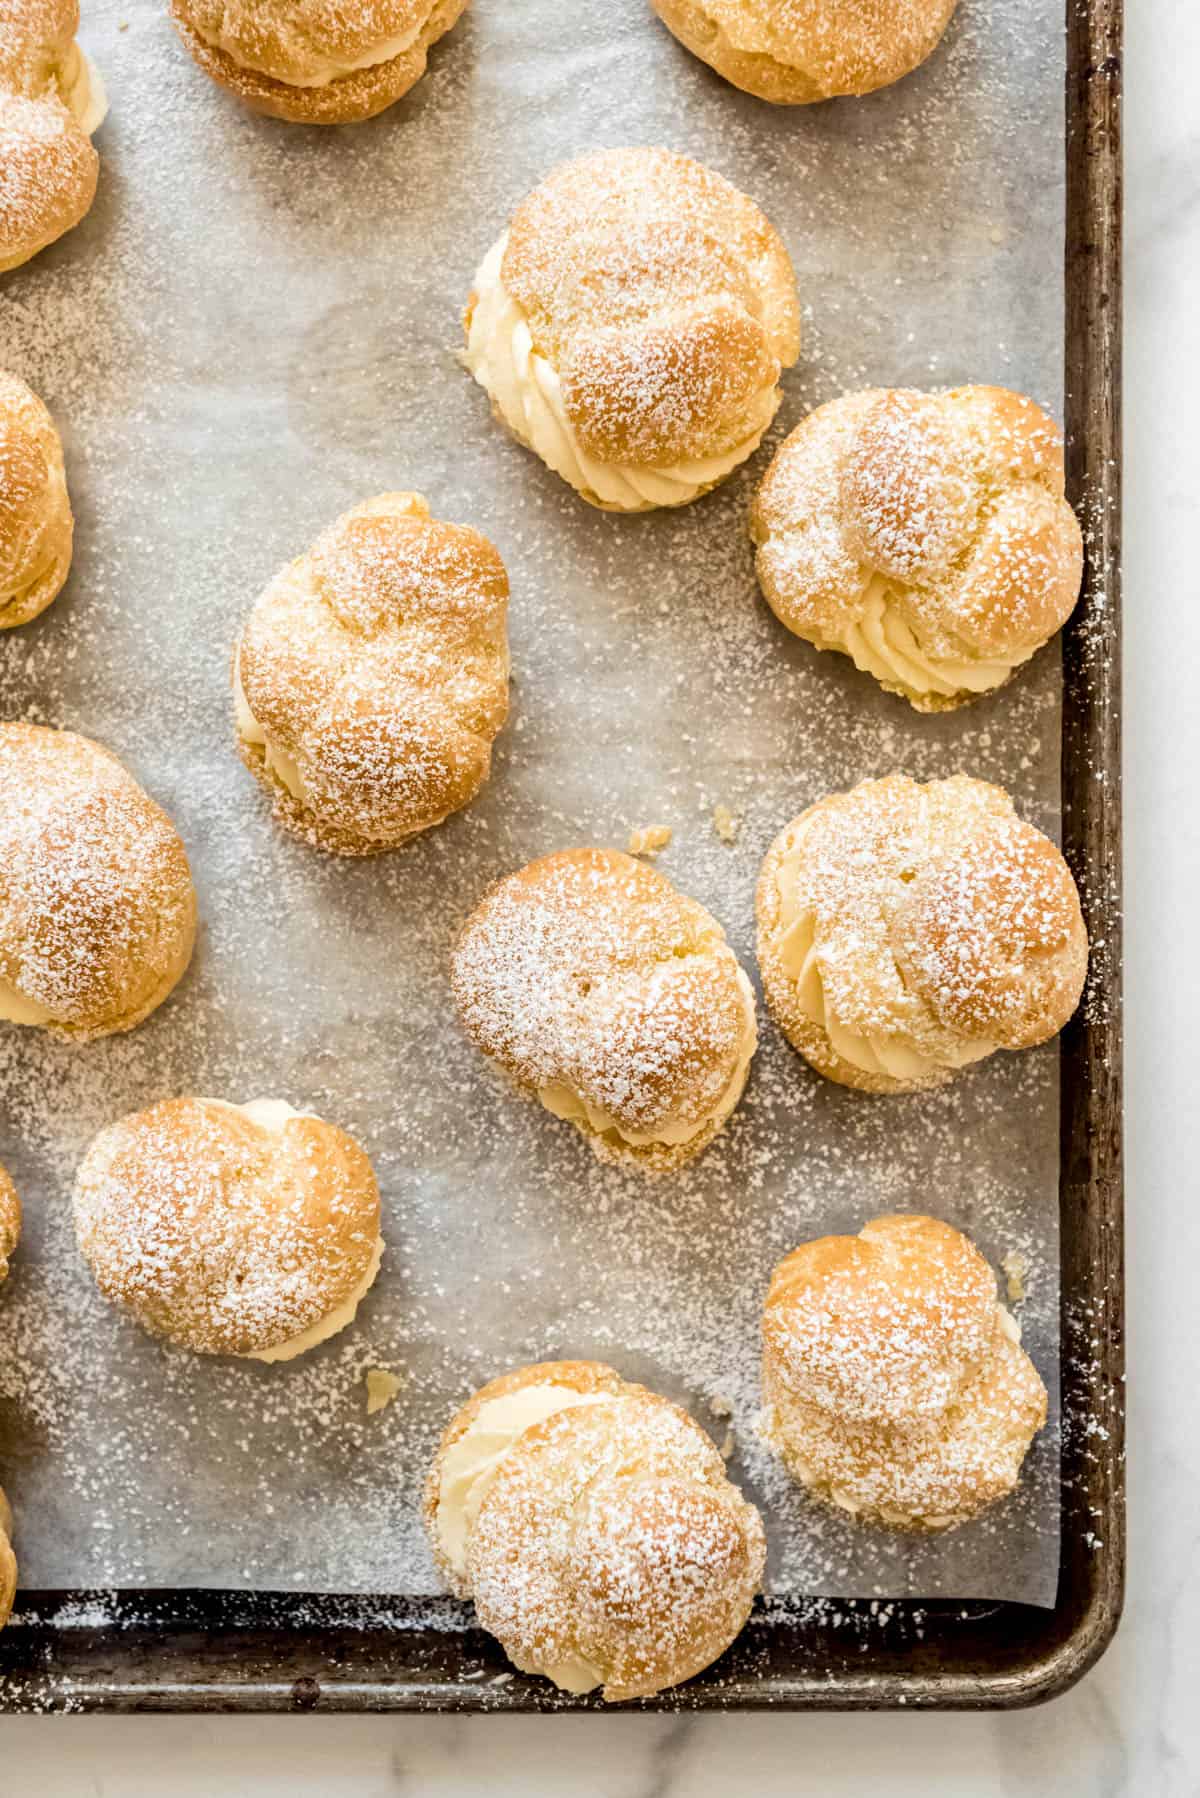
0,724,197,1041
756,774,1088,1093
0,1487,15,1632
233,492,510,855
170,0,467,123
425,1360,765,1701
762,1214,1048,1530
451,848,757,1171
464,146,800,511
0,0,106,272
72,1097,383,1360
0,1160,19,1288
751,386,1084,710
0,368,73,628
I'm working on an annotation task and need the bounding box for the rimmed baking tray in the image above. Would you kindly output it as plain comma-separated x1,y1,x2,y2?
0,0,1122,1712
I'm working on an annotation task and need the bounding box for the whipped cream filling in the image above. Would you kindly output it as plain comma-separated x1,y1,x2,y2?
202,1095,317,1132
537,965,757,1147
774,856,994,1082
0,976,56,1027
201,1099,384,1364
465,235,778,511
194,17,423,87
838,576,1020,701
436,1384,618,1583
234,648,310,805
56,43,108,135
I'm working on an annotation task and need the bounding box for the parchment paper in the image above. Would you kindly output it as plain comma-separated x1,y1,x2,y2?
0,0,1065,1605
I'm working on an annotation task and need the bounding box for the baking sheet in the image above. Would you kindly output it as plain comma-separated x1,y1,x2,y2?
0,0,1065,1604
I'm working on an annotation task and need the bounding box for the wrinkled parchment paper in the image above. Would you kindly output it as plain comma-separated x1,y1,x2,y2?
0,0,1065,1605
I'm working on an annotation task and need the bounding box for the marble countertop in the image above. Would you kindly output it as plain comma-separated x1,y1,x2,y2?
1,1,1191,1791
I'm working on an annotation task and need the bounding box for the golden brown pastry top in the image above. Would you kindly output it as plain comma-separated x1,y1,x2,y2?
0,724,197,1040
425,1359,765,1702
764,1215,999,1425
497,147,800,469
0,0,102,272
751,387,1083,706
72,1097,381,1357
451,848,754,1154
169,0,467,124
650,0,958,104
236,493,510,854
0,366,73,627
171,0,434,85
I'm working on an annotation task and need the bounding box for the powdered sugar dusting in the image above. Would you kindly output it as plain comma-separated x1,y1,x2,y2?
0,0,1074,1619
72,1097,380,1355
237,494,509,853
0,723,195,1033
466,1390,764,1700
763,1216,1047,1528
451,848,753,1160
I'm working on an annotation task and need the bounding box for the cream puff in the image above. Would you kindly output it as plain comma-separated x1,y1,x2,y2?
650,0,958,103
464,146,800,511
0,0,106,273
0,1486,15,1632
0,1160,19,1287
425,1360,765,1701
233,492,510,856
751,386,1083,710
0,724,197,1040
762,1214,1048,1530
170,0,467,123
72,1097,383,1360
0,369,73,628
756,774,1088,1093
451,848,757,1171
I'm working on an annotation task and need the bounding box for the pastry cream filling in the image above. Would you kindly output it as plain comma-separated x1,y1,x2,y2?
56,42,109,135
465,235,779,511
0,977,56,1027
839,576,1020,700
537,966,757,1148
436,1385,618,1581
194,17,424,87
774,854,993,1082
202,1100,384,1364
234,649,310,806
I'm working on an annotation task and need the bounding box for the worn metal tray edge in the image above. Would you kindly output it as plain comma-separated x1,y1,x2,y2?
0,0,1123,1715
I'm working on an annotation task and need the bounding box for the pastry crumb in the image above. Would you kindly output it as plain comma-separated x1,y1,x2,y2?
719,1429,735,1461
627,825,671,856
364,1367,404,1415
711,803,740,844
709,1393,733,1419
1001,1251,1029,1303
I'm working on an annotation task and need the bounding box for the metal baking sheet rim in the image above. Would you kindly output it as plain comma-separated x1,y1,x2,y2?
0,0,1124,1713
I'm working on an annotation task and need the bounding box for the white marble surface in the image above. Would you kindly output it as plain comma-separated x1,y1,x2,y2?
1,0,1194,1790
